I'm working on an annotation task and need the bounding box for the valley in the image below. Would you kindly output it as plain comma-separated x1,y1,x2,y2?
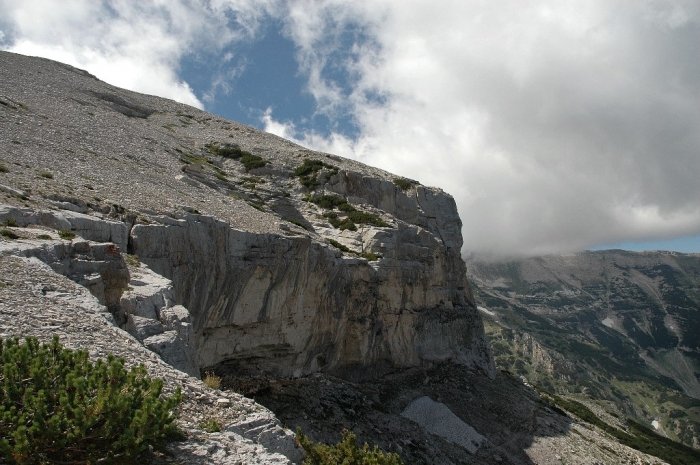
469,251,700,449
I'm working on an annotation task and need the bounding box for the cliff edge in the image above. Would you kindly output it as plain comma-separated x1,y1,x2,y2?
0,50,494,381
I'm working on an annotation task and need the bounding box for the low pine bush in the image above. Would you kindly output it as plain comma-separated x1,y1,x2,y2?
297,429,403,465
392,178,419,191
293,159,339,191
0,229,18,240
0,336,182,464
57,229,75,240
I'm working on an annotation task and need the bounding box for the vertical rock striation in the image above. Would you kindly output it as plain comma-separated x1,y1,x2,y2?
131,177,494,380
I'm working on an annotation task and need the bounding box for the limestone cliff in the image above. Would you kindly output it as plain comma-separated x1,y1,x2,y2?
0,50,494,381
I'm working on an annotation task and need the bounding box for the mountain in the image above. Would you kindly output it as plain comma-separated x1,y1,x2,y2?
2,50,698,464
469,250,700,449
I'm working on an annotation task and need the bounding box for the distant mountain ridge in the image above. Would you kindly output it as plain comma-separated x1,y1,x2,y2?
470,249,700,448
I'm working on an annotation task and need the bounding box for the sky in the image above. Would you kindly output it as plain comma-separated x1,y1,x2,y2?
1,1,699,261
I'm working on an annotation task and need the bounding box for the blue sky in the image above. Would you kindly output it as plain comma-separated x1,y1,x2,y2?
2,1,700,259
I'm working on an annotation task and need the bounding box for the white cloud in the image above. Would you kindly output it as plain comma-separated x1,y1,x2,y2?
0,0,278,108
3,0,700,260
272,0,700,259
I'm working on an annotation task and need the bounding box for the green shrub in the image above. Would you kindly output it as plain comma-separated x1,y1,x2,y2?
36,234,52,240
294,159,334,177
328,239,350,253
322,212,356,230
240,153,268,172
361,252,380,261
300,174,320,190
206,143,245,159
207,143,270,171
337,202,356,213
311,195,347,210
3,219,18,227
58,229,75,240
293,159,339,191
297,429,403,465
38,171,53,179
0,229,18,240
285,218,311,231
241,176,265,184
392,178,419,191
199,419,222,433
309,195,357,213
0,336,182,464
347,211,390,228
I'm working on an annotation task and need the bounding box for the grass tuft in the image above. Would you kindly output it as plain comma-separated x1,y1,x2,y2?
203,372,221,390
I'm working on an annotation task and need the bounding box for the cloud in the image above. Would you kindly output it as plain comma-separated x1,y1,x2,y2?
0,0,279,108
265,0,700,259
3,0,700,260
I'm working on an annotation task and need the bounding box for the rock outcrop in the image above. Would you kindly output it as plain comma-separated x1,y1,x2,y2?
0,50,494,382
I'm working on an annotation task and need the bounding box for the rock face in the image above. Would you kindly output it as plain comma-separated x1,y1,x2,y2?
0,50,494,381
130,196,492,380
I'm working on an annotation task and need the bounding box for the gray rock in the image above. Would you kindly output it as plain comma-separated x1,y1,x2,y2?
401,396,485,454
144,330,199,377
125,314,165,341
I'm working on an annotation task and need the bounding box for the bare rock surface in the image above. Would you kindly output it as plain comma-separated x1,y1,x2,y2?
400,396,485,453
226,365,669,465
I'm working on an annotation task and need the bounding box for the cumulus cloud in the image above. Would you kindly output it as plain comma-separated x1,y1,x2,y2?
0,0,279,108
264,0,700,259
3,0,699,260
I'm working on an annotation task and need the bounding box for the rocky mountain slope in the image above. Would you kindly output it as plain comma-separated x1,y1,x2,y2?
469,250,700,450
0,50,493,380
0,51,692,464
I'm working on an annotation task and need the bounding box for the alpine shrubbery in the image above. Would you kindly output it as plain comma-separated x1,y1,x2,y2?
0,336,182,464
297,429,403,465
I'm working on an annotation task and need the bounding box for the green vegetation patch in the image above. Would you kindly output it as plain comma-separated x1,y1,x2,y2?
3,219,18,228
38,171,53,179
323,212,357,231
0,229,18,240
248,202,265,212
36,234,52,240
285,218,311,231
541,390,700,465
0,336,182,464
58,229,75,240
175,148,207,165
240,153,268,171
0,164,8,173
393,177,419,191
327,239,351,253
347,211,390,227
206,144,269,171
199,418,222,433
310,195,354,211
294,158,339,191
206,143,246,159
297,429,403,465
